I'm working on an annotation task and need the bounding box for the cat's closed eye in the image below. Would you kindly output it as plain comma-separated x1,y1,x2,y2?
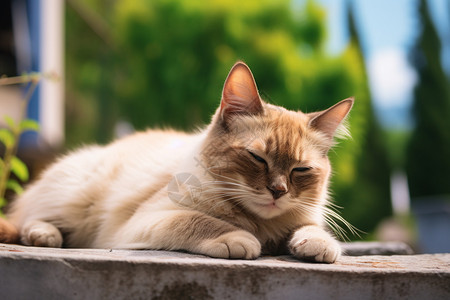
292,167,311,172
248,151,267,164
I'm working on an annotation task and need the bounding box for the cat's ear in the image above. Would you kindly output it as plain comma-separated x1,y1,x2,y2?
308,98,354,140
220,62,264,121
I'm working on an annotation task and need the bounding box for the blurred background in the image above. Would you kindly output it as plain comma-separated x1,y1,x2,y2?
0,0,449,253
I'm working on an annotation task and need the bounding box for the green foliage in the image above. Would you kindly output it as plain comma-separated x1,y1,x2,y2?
0,77,40,216
406,0,450,199
65,0,390,238
10,156,29,182
331,4,392,235
0,117,39,215
385,130,411,169
0,129,15,149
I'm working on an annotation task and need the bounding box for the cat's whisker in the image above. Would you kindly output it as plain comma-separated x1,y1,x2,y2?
201,169,255,189
200,194,247,204
204,180,253,193
203,186,249,195
190,188,250,209
290,205,349,241
200,179,254,192
201,185,252,193
199,195,249,215
289,196,362,241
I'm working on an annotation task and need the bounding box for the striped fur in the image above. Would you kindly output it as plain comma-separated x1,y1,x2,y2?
0,62,353,263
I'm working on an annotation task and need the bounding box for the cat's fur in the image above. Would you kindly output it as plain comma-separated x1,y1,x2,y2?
0,62,353,263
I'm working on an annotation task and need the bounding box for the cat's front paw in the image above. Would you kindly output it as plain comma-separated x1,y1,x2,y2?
199,230,261,259
21,220,63,248
289,226,341,263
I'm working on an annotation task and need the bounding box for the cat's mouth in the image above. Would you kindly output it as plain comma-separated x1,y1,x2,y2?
258,201,277,208
250,198,287,219
255,200,281,210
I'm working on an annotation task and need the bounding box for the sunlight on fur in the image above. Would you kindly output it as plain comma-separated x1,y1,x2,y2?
0,62,355,264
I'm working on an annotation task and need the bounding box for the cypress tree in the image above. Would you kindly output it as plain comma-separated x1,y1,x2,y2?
406,0,450,199
335,1,391,234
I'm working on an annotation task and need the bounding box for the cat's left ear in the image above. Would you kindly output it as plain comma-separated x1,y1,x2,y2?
308,98,354,140
220,62,264,122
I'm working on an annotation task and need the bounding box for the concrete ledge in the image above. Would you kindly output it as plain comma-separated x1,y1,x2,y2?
0,243,449,299
341,241,414,256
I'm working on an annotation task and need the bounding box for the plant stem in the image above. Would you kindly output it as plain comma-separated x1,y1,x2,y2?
0,74,40,86
0,140,16,203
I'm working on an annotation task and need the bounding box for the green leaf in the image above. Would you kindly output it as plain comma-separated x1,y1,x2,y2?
0,129,15,148
6,179,24,195
20,119,40,132
4,116,16,130
0,197,6,209
10,156,29,182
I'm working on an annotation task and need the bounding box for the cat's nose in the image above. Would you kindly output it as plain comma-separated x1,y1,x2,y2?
267,180,288,200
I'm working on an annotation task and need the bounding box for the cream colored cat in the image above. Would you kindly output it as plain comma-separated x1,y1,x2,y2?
1,62,353,263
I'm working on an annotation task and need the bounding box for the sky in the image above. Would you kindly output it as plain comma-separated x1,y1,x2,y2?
314,0,450,129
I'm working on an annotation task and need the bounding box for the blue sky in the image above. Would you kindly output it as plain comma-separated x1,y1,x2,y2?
313,0,450,128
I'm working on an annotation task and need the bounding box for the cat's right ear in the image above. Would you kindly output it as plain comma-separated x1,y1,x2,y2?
220,62,264,123
308,98,354,141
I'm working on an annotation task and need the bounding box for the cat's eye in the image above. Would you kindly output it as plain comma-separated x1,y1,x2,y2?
248,151,267,164
293,167,311,172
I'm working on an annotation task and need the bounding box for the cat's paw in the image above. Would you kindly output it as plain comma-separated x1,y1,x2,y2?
289,226,341,263
21,220,63,248
199,230,261,259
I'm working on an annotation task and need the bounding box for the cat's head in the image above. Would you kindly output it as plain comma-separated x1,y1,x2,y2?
202,62,353,220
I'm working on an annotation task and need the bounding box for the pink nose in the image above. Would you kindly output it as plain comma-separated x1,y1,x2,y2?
267,180,288,200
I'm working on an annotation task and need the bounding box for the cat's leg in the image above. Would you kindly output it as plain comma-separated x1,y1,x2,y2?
114,210,261,259
21,220,63,248
288,225,341,263
195,230,261,259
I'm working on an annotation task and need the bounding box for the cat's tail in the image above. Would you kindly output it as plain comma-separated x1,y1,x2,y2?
0,217,20,244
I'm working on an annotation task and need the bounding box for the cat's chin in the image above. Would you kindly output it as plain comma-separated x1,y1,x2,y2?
248,200,287,219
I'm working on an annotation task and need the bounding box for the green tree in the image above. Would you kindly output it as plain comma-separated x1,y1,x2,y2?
332,1,391,234
406,0,450,199
65,0,118,144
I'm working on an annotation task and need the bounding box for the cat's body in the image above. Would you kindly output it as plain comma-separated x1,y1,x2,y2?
0,62,353,263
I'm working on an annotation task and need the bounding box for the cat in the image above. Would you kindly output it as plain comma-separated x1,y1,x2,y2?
0,62,353,263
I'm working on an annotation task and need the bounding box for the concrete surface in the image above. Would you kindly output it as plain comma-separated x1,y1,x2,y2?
0,243,448,300
341,241,414,256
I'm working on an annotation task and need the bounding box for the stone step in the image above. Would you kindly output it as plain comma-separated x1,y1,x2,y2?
0,243,448,299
